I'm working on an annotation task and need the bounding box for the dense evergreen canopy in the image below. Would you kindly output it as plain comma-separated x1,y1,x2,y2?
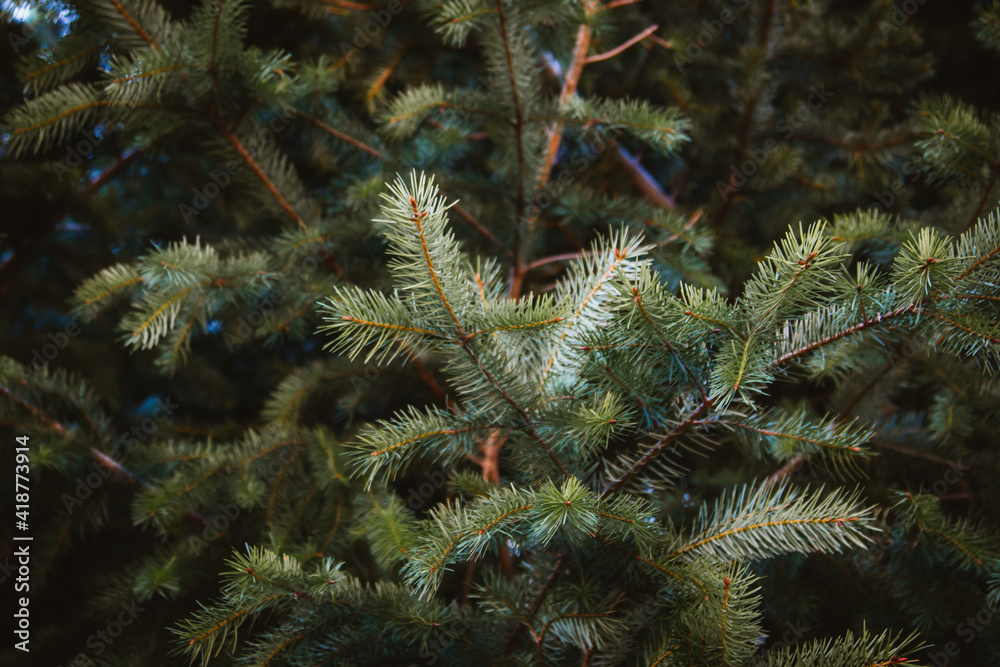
2,0,1000,665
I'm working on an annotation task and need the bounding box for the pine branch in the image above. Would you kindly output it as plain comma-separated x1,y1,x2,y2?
755,627,924,667
495,0,528,279
291,107,386,159
772,305,912,367
584,24,658,64
105,0,163,49
508,0,598,297
601,395,713,499
209,111,307,229
669,482,875,561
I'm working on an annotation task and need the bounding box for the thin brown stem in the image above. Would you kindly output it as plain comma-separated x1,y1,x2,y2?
616,145,676,209
772,305,911,367
363,42,408,106
601,396,713,499
210,111,305,229
526,249,598,271
0,384,67,435
513,0,599,297
2,385,212,528
107,0,160,49
291,109,386,159
838,354,900,420
453,203,509,252
83,147,142,195
461,557,477,605
584,24,659,64
765,454,806,485
462,345,569,476
505,553,564,654
630,284,708,400
599,0,644,9
767,352,902,484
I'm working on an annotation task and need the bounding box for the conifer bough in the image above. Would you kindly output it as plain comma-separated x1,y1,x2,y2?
168,172,1000,665
3,0,1000,665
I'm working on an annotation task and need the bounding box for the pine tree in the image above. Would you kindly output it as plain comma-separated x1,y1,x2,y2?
2,0,1000,665
162,172,999,666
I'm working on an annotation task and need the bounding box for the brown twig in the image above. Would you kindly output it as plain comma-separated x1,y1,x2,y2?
295,110,505,251
601,396,713,499
526,249,599,271
291,108,387,159
0,384,67,435
615,145,676,209
210,111,306,230
363,43,409,107
505,553,565,654
453,203,509,253
764,453,806,485
533,7,595,192
770,344,910,485
0,147,144,306
0,384,211,528
511,0,600,298
648,34,672,50
584,24,659,64
838,354,901,420
599,0,644,9
461,557,477,605
83,147,143,195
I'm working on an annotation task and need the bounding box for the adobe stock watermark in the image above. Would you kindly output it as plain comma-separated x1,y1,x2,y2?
926,459,970,498
715,84,834,202
55,599,145,667
858,459,971,567
926,595,1000,667
178,160,243,222
851,457,977,667
222,243,334,350
670,0,751,72
186,501,241,556
60,396,180,513
178,108,292,223
878,0,928,40
871,153,922,212
337,0,405,65
46,119,119,182
408,613,475,667
752,620,810,664
186,444,301,556
6,13,36,53
404,467,451,511
22,319,82,377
